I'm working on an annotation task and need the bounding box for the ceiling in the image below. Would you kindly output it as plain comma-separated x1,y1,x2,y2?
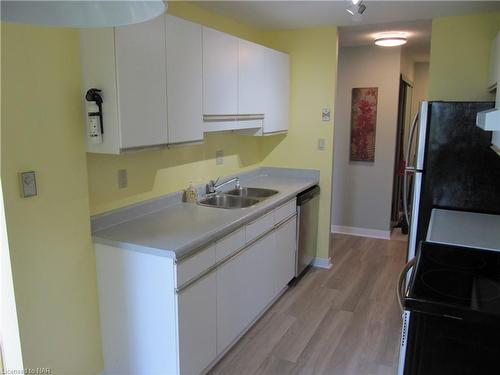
194,1,500,29
339,19,432,62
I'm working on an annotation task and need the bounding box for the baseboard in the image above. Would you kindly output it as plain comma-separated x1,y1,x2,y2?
312,256,332,269
331,225,391,240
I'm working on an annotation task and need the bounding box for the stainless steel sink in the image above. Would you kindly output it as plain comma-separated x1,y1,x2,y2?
197,195,261,209
224,187,279,199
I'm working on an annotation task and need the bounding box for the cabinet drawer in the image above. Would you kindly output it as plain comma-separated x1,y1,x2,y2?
216,228,245,262
274,199,297,225
176,245,216,287
246,211,275,242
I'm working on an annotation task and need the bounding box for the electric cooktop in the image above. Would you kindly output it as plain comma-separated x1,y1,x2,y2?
405,242,500,326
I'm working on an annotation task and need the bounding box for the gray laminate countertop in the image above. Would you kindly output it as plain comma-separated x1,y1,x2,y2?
91,167,319,259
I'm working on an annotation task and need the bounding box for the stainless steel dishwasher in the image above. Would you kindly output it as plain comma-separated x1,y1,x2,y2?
296,185,320,277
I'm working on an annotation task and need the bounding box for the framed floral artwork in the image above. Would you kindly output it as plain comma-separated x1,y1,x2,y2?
350,87,378,162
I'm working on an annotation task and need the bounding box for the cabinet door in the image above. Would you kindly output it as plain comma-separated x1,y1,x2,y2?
216,233,275,354
166,15,204,144
203,27,238,115
80,28,121,154
263,48,290,134
274,216,297,294
178,273,217,375
115,15,168,149
238,40,290,133
238,39,266,115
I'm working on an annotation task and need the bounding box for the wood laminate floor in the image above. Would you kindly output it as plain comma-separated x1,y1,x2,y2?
209,234,407,375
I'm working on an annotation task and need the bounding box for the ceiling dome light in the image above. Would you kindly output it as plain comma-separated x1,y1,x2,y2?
374,32,408,47
374,37,407,47
1,1,166,28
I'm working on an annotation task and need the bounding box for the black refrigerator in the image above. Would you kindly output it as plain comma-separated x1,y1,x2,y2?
397,101,500,375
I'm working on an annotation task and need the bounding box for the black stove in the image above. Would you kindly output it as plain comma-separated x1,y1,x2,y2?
405,242,500,326
403,242,500,375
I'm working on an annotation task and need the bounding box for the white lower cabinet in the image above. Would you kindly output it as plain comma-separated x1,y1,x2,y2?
95,199,298,375
178,273,217,375
216,232,276,354
274,216,298,294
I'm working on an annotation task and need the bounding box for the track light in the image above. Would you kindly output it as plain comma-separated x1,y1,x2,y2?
346,0,366,22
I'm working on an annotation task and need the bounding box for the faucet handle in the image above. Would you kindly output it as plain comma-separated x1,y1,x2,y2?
235,178,241,189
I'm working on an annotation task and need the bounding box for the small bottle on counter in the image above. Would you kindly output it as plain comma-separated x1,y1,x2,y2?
183,182,198,203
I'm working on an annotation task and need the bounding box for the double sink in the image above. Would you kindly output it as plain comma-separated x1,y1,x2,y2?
198,187,279,209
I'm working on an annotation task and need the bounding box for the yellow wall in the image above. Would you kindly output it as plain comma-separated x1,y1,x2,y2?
1,24,103,373
259,28,338,259
428,12,500,101
88,2,266,215
1,2,339,372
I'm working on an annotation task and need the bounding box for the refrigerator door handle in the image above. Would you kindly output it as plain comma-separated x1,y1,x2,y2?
405,112,419,171
403,113,419,226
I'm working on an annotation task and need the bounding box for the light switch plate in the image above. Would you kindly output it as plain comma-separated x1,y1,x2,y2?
216,150,224,165
20,171,37,198
118,169,128,189
318,138,326,150
322,108,331,122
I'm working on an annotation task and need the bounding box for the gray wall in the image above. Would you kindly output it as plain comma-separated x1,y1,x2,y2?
332,46,401,232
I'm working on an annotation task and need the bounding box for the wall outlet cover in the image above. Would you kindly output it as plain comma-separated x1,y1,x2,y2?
216,150,224,165
20,171,37,198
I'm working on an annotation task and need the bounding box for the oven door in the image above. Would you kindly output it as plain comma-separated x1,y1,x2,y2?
404,311,500,375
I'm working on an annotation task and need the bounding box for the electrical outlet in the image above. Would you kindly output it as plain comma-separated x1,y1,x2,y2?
318,138,326,150
118,169,128,189
216,150,224,165
20,171,37,198
322,108,331,122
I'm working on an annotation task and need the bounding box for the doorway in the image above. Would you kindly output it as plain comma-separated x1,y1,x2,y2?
391,75,413,232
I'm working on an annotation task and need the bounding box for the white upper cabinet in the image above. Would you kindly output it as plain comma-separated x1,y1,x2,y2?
264,48,290,134
81,15,290,153
80,27,121,154
238,39,267,115
238,40,290,134
80,15,204,154
81,17,168,154
203,27,239,115
115,15,168,150
166,15,204,144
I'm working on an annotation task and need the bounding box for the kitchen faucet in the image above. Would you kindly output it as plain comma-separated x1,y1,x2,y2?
206,176,241,194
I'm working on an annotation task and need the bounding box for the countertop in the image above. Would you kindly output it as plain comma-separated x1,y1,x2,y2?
426,208,500,252
92,167,319,259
